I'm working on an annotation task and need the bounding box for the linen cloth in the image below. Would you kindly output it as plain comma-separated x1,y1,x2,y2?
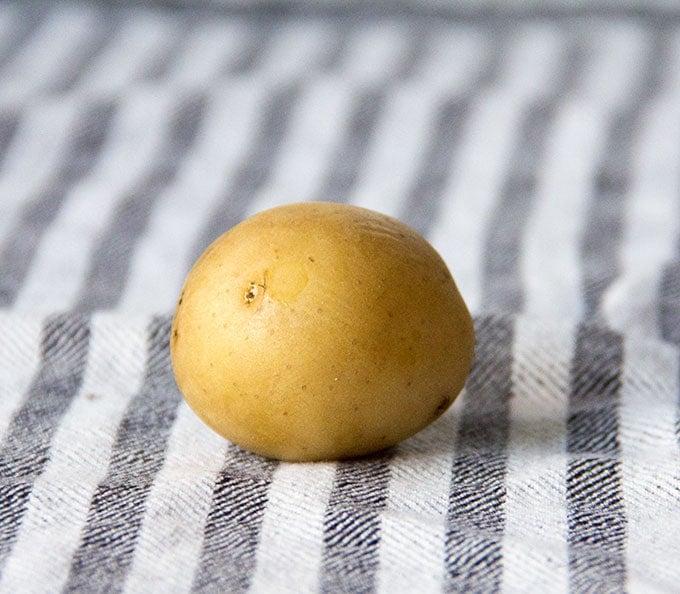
0,0,679,592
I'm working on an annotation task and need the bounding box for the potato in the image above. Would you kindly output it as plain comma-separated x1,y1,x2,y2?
170,202,474,461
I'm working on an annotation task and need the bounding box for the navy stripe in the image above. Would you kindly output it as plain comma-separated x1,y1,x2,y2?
660,263,680,450
320,457,392,594
222,20,273,75
75,92,207,311
317,88,386,204
0,100,117,307
444,315,513,593
63,316,181,594
393,25,429,80
48,13,122,94
191,448,277,594
582,34,669,319
143,20,204,83
481,40,585,315
316,21,352,73
0,6,45,73
189,84,300,260
399,32,506,236
0,315,90,570
480,100,559,314
400,98,469,236
319,25,434,205
659,261,680,452
0,107,20,171
567,323,627,592
659,262,680,346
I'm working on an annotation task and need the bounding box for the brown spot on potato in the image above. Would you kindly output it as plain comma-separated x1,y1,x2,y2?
244,282,259,304
433,395,451,419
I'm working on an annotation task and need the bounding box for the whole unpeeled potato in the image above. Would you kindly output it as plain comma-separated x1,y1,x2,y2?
171,202,474,461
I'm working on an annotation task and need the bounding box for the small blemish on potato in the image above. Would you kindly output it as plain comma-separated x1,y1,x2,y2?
433,395,450,418
308,256,315,262
244,282,259,304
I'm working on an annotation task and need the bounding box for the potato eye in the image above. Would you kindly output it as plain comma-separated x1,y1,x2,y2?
244,283,259,304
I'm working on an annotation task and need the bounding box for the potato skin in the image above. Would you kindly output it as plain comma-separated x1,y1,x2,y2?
170,202,474,461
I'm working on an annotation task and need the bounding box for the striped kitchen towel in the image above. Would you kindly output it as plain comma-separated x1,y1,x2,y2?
0,0,679,592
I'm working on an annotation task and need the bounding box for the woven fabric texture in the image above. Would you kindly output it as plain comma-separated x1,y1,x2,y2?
0,0,679,592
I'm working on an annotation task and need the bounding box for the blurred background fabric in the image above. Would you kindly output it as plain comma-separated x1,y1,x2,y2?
1,0,679,592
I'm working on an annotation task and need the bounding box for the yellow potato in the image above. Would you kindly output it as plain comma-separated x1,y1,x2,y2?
170,202,474,461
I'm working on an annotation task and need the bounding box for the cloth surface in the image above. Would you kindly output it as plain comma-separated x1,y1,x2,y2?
1,0,680,592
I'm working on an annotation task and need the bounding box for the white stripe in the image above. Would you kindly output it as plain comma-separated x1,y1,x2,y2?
417,27,488,93
494,24,566,97
351,83,440,218
429,27,566,314
428,90,523,314
0,6,98,104
501,317,571,594
76,11,180,95
248,462,337,594
0,313,148,594
123,403,230,594
13,89,176,314
620,336,680,593
602,96,680,337
0,313,42,445
521,100,607,321
261,20,337,83
522,27,648,322
339,23,411,86
165,20,251,86
375,406,464,594
603,31,680,337
117,81,266,314
574,24,648,110
245,76,354,214
0,97,80,244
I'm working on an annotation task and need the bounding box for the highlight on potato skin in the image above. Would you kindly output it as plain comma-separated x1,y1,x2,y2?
170,202,475,462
